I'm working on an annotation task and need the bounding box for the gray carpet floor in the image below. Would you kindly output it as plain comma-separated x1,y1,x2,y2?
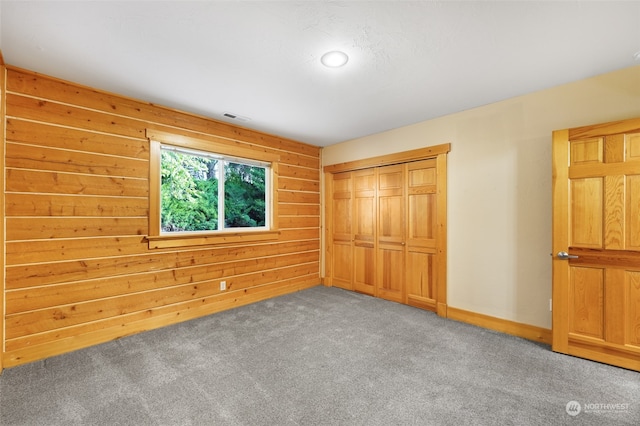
0,286,638,426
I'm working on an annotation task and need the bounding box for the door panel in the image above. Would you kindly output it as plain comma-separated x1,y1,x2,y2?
377,164,404,302
407,251,434,299
406,159,437,310
627,175,640,250
353,169,376,295
354,197,375,243
569,266,604,339
378,246,404,299
378,167,403,245
354,243,375,294
332,242,353,290
331,172,353,290
409,193,435,240
604,175,624,250
627,271,640,346
570,138,602,165
552,118,640,372
627,133,640,160
570,178,603,248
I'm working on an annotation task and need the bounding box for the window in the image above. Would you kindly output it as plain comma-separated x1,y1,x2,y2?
161,146,268,232
147,130,280,249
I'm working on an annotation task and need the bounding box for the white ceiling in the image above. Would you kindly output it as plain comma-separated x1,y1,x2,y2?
2,1,640,147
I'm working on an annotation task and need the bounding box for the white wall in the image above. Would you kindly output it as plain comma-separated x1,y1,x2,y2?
322,65,640,329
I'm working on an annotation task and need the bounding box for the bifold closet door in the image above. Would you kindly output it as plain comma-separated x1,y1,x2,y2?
331,172,353,290
325,143,450,315
353,169,376,295
377,164,405,302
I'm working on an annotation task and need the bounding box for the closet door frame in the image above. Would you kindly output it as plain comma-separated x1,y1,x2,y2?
324,143,450,317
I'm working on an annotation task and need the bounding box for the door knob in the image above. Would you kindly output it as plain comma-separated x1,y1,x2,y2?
556,251,579,260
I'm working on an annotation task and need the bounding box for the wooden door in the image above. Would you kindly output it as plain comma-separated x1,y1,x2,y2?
406,159,438,311
377,164,405,302
353,169,376,295
331,172,353,290
552,117,640,372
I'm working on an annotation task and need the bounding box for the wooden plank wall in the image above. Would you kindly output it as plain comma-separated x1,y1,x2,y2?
2,66,321,368
0,57,6,373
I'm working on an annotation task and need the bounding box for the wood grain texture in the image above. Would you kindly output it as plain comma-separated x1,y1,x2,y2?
406,159,438,305
377,164,405,302
2,66,320,367
447,307,552,345
552,129,571,353
0,63,6,373
353,169,376,295
4,276,319,367
323,143,451,173
568,117,640,140
553,117,640,371
325,148,449,314
569,266,604,339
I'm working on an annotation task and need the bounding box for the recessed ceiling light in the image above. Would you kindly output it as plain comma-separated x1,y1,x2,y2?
321,51,349,68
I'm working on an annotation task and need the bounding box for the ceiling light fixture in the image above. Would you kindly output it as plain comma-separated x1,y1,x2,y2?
321,51,349,68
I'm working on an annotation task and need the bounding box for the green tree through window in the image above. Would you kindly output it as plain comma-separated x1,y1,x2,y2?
224,162,266,228
160,147,268,233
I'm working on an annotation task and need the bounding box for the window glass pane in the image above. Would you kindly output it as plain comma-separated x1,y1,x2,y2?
161,150,219,232
224,162,266,228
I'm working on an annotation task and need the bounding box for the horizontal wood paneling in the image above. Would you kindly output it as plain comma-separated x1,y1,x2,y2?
7,119,149,159
6,142,148,178
0,61,6,373
6,169,148,197
6,193,148,217
6,240,320,289
7,217,147,240
7,94,145,139
4,276,319,366
279,176,320,192
279,203,321,216
7,68,320,159
278,216,320,229
279,164,319,180
5,261,320,338
3,66,321,366
6,250,320,314
279,190,319,204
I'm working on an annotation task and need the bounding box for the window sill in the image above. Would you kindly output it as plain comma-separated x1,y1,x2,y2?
146,230,280,249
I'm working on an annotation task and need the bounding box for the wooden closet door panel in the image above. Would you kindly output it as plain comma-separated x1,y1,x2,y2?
354,243,375,294
353,169,376,242
407,251,434,298
331,172,353,290
332,241,353,290
377,164,404,302
353,169,376,295
378,165,404,245
406,159,437,310
378,244,404,301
